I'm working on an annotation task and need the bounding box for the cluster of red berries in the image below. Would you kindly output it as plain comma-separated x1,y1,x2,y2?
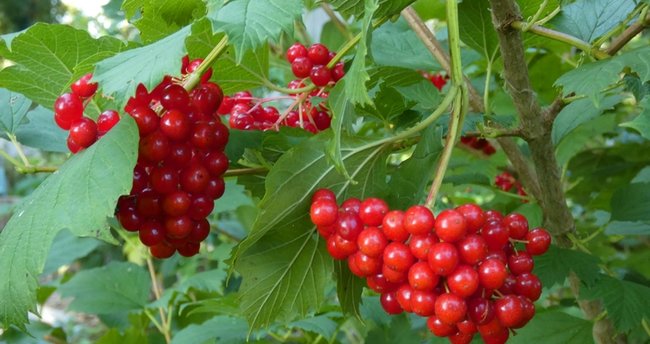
221,42,342,133
460,137,497,156
112,57,228,258
495,172,527,199
54,74,120,152
309,189,551,344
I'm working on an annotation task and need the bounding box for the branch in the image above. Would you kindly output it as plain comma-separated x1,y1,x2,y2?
489,1,622,342
511,21,610,60
401,6,542,200
606,11,650,55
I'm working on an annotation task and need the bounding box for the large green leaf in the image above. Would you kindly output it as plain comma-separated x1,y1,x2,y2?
327,81,356,179
518,0,561,18
508,310,593,344
334,260,364,318
43,230,102,275
58,262,150,314
371,18,441,71
0,23,125,109
605,221,650,235
387,125,443,209
555,46,650,103
328,0,414,18
290,313,340,339
581,275,650,332
0,88,30,134
621,98,650,140
610,182,650,222
0,118,138,330
551,0,636,42
234,134,392,329
130,0,206,43
533,246,602,287
93,26,190,109
551,95,621,145
208,0,302,62
171,316,248,344
185,19,270,95
343,0,377,106
458,0,499,59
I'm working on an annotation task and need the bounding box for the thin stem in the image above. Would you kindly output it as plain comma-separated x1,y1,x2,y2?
144,309,166,337
605,8,650,55
326,32,361,69
536,6,560,26
483,59,493,117
223,167,269,177
595,5,647,48
446,1,463,84
511,21,610,60
17,165,58,174
264,81,315,95
522,0,548,31
182,36,229,92
0,149,23,167
321,3,353,40
146,258,171,344
8,134,30,167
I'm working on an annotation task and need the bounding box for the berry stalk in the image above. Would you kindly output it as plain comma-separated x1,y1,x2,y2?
182,35,229,92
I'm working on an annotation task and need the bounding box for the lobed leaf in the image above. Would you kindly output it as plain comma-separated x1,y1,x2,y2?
533,246,602,287
551,0,636,43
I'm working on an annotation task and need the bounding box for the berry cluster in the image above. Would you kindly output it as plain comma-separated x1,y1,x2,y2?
221,42,342,133
460,137,497,156
421,72,448,91
54,74,120,153
495,172,527,199
310,189,551,343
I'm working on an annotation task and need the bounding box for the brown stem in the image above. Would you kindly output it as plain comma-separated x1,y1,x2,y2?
489,1,621,342
401,5,541,199
606,12,650,55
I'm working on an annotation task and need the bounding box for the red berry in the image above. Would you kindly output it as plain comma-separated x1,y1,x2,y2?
495,295,526,328
192,82,223,115
180,163,210,194
54,93,84,129
139,220,164,246
336,210,363,241
326,233,357,259
160,110,191,141
359,197,388,226
165,216,193,239
435,209,467,243
312,188,336,203
312,111,331,130
514,273,542,301
309,65,332,86
69,117,98,148
383,242,415,271
448,265,480,298
503,213,529,239
467,297,495,325
455,204,485,234
482,220,510,251
310,199,338,227
150,242,175,259
408,233,437,260
178,242,200,257
286,43,308,63
508,251,534,275
408,261,439,291
427,316,458,337
382,210,409,242
161,191,191,217
367,273,399,293
484,210,504,222
357,226,388,258
204,177,225,199
307,43,330,65
332,62,345,81
188,195,214,220
205,151,229,176
129,106,159,136
352,251,382,276
187,218,211,243
396,284,414,312
97,110,120,135
382,264,408,284
449,332,474,344
478,258,508,290
161,84,190,111
380,292,403,315
71,73,98,98
458,234,488,265
150,166,179,194
404,205,435,235
291,57,313,78
139,131,170,162
411,290,437,316
117,206,142,232
526,228,551,255
135,189,161,218
435,293,467,325
341,197,361,213
428,242,459,276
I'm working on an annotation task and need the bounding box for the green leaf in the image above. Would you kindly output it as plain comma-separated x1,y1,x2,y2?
208,0,302,62
234,134,391,329
327,81,356,179
371,18,441,71
328,0,414,18
93,26,190,109
508,310,593,344
551,0,636,42
43,230,102,275
334,260,364,318
366,314,420,344
518,0,561,18
581,275,650,332
605,221,650,235
0,89,67,152
171,316,249,344
0,23,125,109
186,19,270,95
610,182,650,222
533,246,602,287
458,0,499,59
290,313,340,339
621,99,650,140
343,0,377,105
623,75,650,101
555,46,650,103
387,126,443,209
0,118,138,329
551,95,621,145
555,113,616,167
0,88,30,134
58,262,150,314
132,0,206,43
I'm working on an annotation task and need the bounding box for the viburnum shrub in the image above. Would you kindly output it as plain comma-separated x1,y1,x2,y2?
310,189,550,343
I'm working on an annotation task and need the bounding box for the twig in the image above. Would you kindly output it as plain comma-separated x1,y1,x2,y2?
146,258,172,344
511,21,610,60
605,10,650,55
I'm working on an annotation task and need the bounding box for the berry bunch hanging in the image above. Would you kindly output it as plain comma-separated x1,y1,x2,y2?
495,172,527,199
56,57,229,259
221,42,343,133
461,137,497,156
309,189,551,343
